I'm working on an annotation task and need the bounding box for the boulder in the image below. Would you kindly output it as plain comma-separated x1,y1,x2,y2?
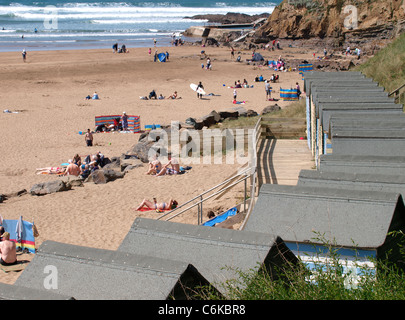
209,110,221,122
119,158,144,172
30,180,71,196
246,109,259,117
60,176,84,188
219,111,239,120
85,170,107,184
261,104,281,115
102,168,125,182
201,114,217,127
232,106,248,117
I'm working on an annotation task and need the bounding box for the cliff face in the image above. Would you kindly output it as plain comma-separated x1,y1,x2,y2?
253,0,405,46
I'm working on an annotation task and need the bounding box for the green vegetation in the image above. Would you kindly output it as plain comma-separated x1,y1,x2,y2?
211,98,306,129
356,32,405,104
196,233,405,300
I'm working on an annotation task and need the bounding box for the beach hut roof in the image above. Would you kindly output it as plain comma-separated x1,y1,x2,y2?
319,154,405,175
318,104,403,129
298,169,405,196
312,93,393,106
243,184,403,249
118,217,297,291
15,240,215,300
0,282,74,300
327,114,405,137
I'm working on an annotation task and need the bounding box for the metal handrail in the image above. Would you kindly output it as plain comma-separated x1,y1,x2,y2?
156,165,253,221
157,117,263,225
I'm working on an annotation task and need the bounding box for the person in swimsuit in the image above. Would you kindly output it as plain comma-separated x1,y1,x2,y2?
0,232,17,266
155,158,180,176
134,198,178,211
145,159,162,175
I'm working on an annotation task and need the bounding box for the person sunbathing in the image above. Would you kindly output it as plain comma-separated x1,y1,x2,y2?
36,167,66,175
145,159,162,175
0,232,17,266
134,198,178,211
65,159,81,176
167,91,178,99
155,158,180,176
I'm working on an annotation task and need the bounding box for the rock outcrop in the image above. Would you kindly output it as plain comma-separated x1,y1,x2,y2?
186,12,269,24
251,0,405,50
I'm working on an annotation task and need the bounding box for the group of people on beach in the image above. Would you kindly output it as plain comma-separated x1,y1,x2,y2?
35,151,107,179
112,43,128,54
140,89,180,100
145,157,182,177
94,112,129,133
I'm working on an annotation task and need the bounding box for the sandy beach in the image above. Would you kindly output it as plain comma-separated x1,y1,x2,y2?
0,43,314,284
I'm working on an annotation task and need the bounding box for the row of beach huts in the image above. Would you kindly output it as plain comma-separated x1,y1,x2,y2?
2,71,405,300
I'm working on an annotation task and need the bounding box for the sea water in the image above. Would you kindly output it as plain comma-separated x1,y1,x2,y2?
0,0,278,52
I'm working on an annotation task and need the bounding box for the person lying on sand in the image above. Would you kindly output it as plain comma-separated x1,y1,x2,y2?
134,198,178,212
36,167,66,175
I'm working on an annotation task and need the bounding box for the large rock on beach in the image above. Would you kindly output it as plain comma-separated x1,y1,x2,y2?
60,176,84,188
219,111,239,120
30,180,71,196
261,104,281,115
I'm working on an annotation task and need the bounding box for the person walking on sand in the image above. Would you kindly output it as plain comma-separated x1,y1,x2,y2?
85,129,93,147
197,81,204,99
265,80,271,100
22,48,26,62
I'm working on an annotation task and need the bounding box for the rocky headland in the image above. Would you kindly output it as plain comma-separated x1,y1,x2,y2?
185,0,405,59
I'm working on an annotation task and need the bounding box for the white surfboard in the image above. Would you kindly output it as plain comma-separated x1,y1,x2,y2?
190,83,206,95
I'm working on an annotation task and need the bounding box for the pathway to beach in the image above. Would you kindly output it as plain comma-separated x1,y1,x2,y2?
0,43,319,284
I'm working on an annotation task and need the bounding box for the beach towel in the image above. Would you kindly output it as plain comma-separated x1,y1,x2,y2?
136,207,171,212
202,207,238,227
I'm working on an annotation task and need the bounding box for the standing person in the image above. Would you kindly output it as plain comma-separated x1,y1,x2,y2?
148,47,151,56
230,46,235,58
22,48,26,62
296,82,301,99
154,50,158,62
356,47,361,60
206,57,211,70
85,129,93,147
265,80,271,100
112,43,118,53
121,111,128,131
0,233,17,266
153,38,157,47
197,81,204,99
233,88,237,101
